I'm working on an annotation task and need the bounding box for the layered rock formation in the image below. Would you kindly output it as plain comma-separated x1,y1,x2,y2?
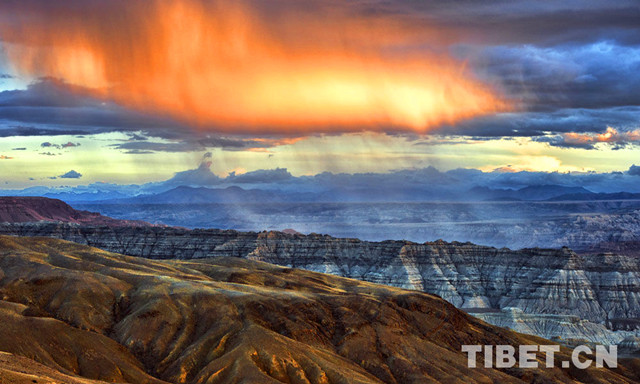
4,235,638,383
471,308,637,345
1,197,638,346
1,223,638,326
581,241,640,258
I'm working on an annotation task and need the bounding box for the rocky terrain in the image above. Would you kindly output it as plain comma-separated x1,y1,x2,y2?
4,235,638,383
0,196,153,227
73,200,640,251
1,221,639,344
470,308,637,346
1,197,639,346
580,241,640,258
0,351,113,384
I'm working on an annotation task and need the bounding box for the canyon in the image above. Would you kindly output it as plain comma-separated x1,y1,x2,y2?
1,197,639,347
73,200,640,250
2,221,639,346
4,235,638,383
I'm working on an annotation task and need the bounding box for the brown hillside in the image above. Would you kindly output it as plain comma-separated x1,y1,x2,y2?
0,235,637,383
0,196,151,226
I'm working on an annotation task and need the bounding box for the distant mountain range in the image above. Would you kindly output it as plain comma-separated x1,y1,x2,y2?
548,191,640,201
4,162,640,205
471,184,594,201
81,183,640,205
113,185,315,204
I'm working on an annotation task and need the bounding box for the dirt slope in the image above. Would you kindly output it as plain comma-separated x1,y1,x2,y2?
0,235,638,383
0,196,151,226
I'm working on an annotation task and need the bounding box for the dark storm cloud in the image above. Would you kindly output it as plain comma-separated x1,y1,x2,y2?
196,137,261,150
467,43,640,111
533,136,597,150
128,133,147,141
434,107,640,138
350,0,640,46
112,141,201,153
112,135,301,154
6,78,637,144
0,1,639,142
2,1,639,46
0,78,95,108
429,42,640,139
112,139,254,153
0,79,192,137
0,79,307,150
380,2,640,140
0,126,89,137
628,165,640,176
59,170,82,179
40,141,81,149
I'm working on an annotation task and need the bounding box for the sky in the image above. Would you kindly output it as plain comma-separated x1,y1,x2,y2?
0,0,639,189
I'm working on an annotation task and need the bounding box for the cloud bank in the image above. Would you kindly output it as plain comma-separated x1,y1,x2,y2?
0,0,637,153
0,0,507,134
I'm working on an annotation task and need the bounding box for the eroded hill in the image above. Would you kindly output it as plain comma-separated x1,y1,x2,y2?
0,235,638,383
0,196,152,227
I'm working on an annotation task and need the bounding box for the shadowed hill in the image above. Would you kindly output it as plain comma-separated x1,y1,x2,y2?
0,351,118,384
0,235,638,383
0,196,152,226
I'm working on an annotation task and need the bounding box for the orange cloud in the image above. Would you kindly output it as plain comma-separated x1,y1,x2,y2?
1,0,509,134
562,127,640,147
483,156,588,173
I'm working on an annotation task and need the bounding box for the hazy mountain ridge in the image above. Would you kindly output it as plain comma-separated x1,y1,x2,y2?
471,185,595,201
73,184,640,205
4,162,640,204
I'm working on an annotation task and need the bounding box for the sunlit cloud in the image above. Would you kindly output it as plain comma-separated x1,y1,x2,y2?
1,1,639,189
539,127,640,149
480,155,591,173
1,0,508,134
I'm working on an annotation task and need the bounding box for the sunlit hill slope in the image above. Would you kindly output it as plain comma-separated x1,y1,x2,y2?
0,236,638,383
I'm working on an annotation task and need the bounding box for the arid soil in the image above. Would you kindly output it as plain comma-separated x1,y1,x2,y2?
0,235,638,383
0,197,152,226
